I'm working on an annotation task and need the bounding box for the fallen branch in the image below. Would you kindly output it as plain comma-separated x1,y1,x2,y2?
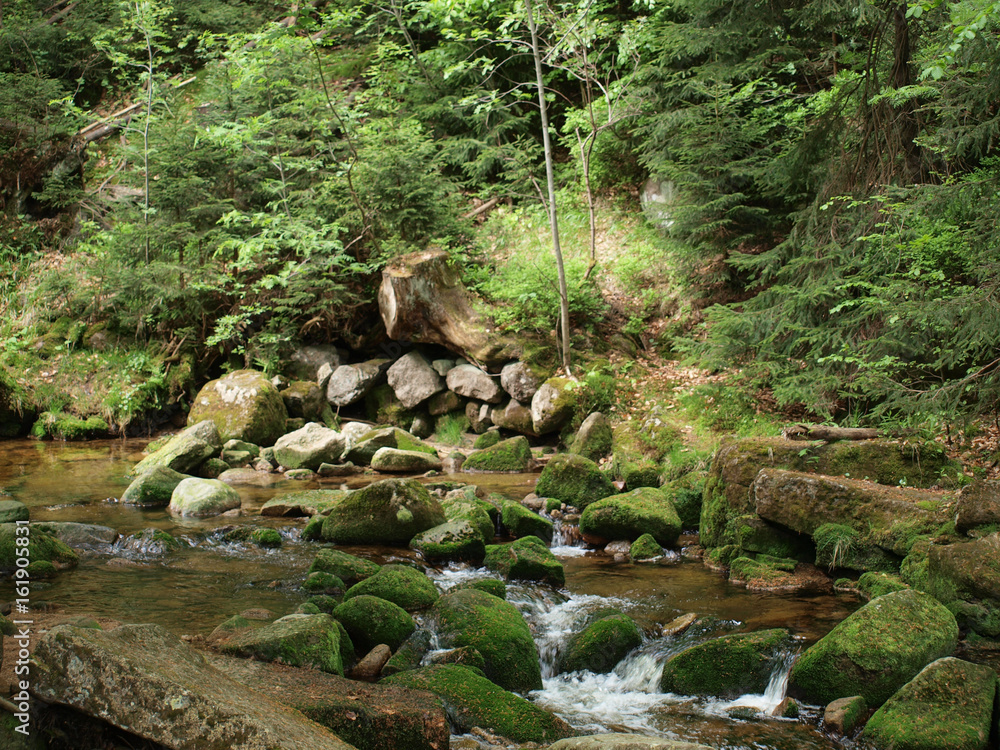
784,424,881,441
461,197,500,220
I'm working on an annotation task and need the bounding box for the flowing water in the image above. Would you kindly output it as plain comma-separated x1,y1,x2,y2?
0,439,867,749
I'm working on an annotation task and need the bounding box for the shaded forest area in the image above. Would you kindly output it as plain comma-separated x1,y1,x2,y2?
1,0,1000,433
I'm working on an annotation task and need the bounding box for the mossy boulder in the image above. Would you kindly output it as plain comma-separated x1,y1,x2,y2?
813,523,901,573
382,629,434,677
727,556,803,591
343,564,439,611
789,589,959,708
559,613,642,675
863,657,998,750
700,437,956,548
308,549,381,585
474,430,502,450
0,500,29,524
925,532,1000,637
370,447,443,473
273,423,346,471
30,411,108,440
728,514,813,561
168,477,241,518
302,571,345,595
663,472,705,530
121,466,189,507
823,695,868,735
753,469,949,556
383,665,571,744
130,420,223,476
0,524,78,574
441,497,495,543
454,578,507,599
279,380,326,421
221,613,346,674
530,377,578,435
260,489,346,518
321,479,445,545
431,588,542,693
857,571,909,600
333,594,415,652
500,501,553,542
535,453,615,510
411,520,486,562
955,479,1000,535
188,369,288,446
344,427,438,465
462,436,532,473
660,629,791,698
579,487,682,547
630,533,663,561
570,412,613,462
485,536,565,587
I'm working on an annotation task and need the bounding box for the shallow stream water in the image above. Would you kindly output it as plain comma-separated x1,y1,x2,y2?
0,439,869,749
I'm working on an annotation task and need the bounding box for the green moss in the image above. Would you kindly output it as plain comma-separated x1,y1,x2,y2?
296,602,322,614
307,595,340,614
474,431,502,450
308,548,380,584
559,613,642,674
441,498,495,543
485,536,565,587
454,578,507,599
302,513,325,541
857,571,909,599
25,560,57,578
705,544,740,568
731,515,813,561
463,436,532,473
664,472,706,530
411,520,487,562
500,501,553,542
321,478,446,545
188,369,288,446
0,524,78,573
365,384,419,430
432,588,543,693
729,557,798,588
221,613,345,674
900,537,932,591
333,594,415,652
250,528,282,548
579,486,682,546
660,629,791,698
302,571,346,595
344,564,439,611
630,533,663,561
30,411,109,440
383,665,569,744
535,453,615,509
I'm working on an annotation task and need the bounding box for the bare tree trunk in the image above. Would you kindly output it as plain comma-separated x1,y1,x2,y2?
525,0,571,375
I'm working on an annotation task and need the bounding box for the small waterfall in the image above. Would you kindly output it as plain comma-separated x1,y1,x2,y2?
549,518,588,557
717,648,798,717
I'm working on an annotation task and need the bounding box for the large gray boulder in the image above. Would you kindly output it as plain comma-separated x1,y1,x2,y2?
531,378,577,435
273,423,346,471
188,370,288,446
446,364,503,403
500,362,546,403
955,479,1000,534
326,360,389,407
288,344,343,382
168,477,241,517
490,400,536,436
31,623,355,750
387,352,445,409
370,447,443,473
129,420,222,477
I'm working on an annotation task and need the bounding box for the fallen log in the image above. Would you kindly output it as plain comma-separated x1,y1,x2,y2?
784,424,881,441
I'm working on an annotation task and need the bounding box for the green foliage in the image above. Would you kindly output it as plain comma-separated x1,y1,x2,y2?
435,413,471,446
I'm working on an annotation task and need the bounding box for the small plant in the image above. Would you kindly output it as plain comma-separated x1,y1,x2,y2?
435,413,470,446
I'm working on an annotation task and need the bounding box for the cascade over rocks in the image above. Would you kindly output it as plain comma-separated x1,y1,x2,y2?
31,623,357,750
188,370,288,446
378,249,517,366
660,629,791,698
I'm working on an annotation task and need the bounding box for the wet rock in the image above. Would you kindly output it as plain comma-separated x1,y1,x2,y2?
168,477,241,518
559,613,642,675
326,360,389,407
188,369,288,446
334,594,415,652
308,549,380,585
31,623,355,750
484,535,565,587
446,364,503,403
120,466,189,507
280,381,326,422
370,447,443,473
580,487,682,547
863,657,997,750
530,377,577,435
387,352,445,409
321,479,445,545
662,613,698,638
383,665,570,744
547,735,712,750
343,564,440,611
789,589,959,708
0,499,28,523
260,489,346,517
571,412,613,462
463,436,532,473
32,522,117,549
222,613,346,675
0,524,78,574
535,454,616,510
273,423,346,471
130,420,222,476
344,427,437,466
660,629,791,698
432,588,543,693
926,532,1000,637
823,695,867,735
349,644,392,682
411,520,486,562
500,500,553,542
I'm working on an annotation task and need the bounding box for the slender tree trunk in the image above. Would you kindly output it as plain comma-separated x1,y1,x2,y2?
141,1,153,265
525,0,571,374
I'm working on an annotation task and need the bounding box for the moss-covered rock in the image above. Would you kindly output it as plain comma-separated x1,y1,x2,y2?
462,436,532,473
168,477,241,517
273,423,346,471
660,629,790,698
663,472,705,530
130,420,223,477
813,522,901,573
198,457,230,478
728,514,813,561
308,548,381,585
530,377,578,435
260,490,346,518
321,479,445,545
630,533,663,561
382,628,434,677
370,447,443,473
431,588,542,693
485,536,565,587
955,479,1000,535
559,613,642,675
856,571,909,600
925,533,1000,637
188,369,288,446
454,578,507,599
823,695,868,735
411,520,486,562
0,524,78,574
500,500,553,542
30,411,108,440
474,430,502,450
302,571,345,595
579,487,682,547
121,466,189,507
569,412,614,462
221,613,345,674
727,556,808,591
789,589,959,708
0,500,29,524
302,513,325,541
864,657,997,750
345,426,438,465
441,497,495,543
343,564,439,611
383,665,571,744
333,594,415,652
535,453,615,510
